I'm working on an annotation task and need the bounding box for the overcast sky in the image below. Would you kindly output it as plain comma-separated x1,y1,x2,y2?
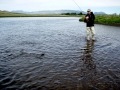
0,0,120,14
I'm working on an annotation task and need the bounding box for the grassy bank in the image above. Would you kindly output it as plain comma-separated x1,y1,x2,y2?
0,10,80,17
79,15,120,26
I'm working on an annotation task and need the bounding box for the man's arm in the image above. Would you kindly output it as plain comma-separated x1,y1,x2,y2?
84,15,89,23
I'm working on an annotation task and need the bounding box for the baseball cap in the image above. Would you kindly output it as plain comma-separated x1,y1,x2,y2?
87,9,91,12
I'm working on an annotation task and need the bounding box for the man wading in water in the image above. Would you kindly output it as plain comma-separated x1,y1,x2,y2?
84,9,95,41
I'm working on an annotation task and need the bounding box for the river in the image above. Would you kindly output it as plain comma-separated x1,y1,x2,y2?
0,17,120,90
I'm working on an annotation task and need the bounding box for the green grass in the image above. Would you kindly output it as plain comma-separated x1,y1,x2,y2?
79,14,120,26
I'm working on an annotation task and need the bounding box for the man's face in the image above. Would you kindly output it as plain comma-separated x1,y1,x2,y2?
87,11,91,14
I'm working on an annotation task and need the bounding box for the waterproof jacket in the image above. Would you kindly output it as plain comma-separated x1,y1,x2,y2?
84,12,95,27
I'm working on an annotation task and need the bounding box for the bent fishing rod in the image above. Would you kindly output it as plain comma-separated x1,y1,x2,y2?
72,0,82,12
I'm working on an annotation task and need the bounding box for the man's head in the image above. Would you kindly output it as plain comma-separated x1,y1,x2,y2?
87,9,91,14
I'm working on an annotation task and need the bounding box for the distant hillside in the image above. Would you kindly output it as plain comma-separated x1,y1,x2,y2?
0,10,26,17
0,10,79,17
0,10,21,14
94,12,106,14
11,10,106,15
0,10,106,17
11,10,82,14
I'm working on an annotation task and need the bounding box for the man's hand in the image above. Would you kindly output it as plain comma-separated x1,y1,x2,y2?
86,16,89,21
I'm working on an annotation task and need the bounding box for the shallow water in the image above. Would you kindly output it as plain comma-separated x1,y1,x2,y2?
0,17,120,90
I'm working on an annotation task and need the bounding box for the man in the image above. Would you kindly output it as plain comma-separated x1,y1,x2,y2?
84,9,95,41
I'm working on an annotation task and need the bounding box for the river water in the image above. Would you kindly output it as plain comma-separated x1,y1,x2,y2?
0,17,120,90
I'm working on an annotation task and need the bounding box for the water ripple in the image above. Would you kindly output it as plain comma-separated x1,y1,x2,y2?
0,17,120,90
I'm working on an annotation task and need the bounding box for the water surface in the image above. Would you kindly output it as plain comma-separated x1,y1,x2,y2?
0,17,120,90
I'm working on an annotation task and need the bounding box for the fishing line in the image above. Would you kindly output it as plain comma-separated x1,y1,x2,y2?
72,0,82,12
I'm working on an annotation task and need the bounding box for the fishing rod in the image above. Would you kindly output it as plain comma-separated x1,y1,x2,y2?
72,0,82,12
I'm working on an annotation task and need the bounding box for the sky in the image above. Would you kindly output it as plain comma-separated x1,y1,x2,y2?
0,0,120,14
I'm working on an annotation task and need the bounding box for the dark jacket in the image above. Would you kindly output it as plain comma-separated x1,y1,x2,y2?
84,12,95,27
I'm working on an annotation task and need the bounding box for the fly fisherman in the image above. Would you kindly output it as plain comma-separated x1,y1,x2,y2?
84,9,95,41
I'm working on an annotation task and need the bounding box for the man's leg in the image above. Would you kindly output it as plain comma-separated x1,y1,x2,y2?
91,26,95,40
86,27,90,40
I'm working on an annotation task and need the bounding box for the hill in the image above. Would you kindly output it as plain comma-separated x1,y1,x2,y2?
0,10,27,17
0,10,106,17
11,10,106,15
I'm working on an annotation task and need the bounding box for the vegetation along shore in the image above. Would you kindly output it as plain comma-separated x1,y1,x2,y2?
0,10,80,17
0,10,120,26
79,14,120,26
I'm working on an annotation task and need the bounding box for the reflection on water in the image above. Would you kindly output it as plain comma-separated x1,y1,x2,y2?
81,40,96,70
79,40,98,90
